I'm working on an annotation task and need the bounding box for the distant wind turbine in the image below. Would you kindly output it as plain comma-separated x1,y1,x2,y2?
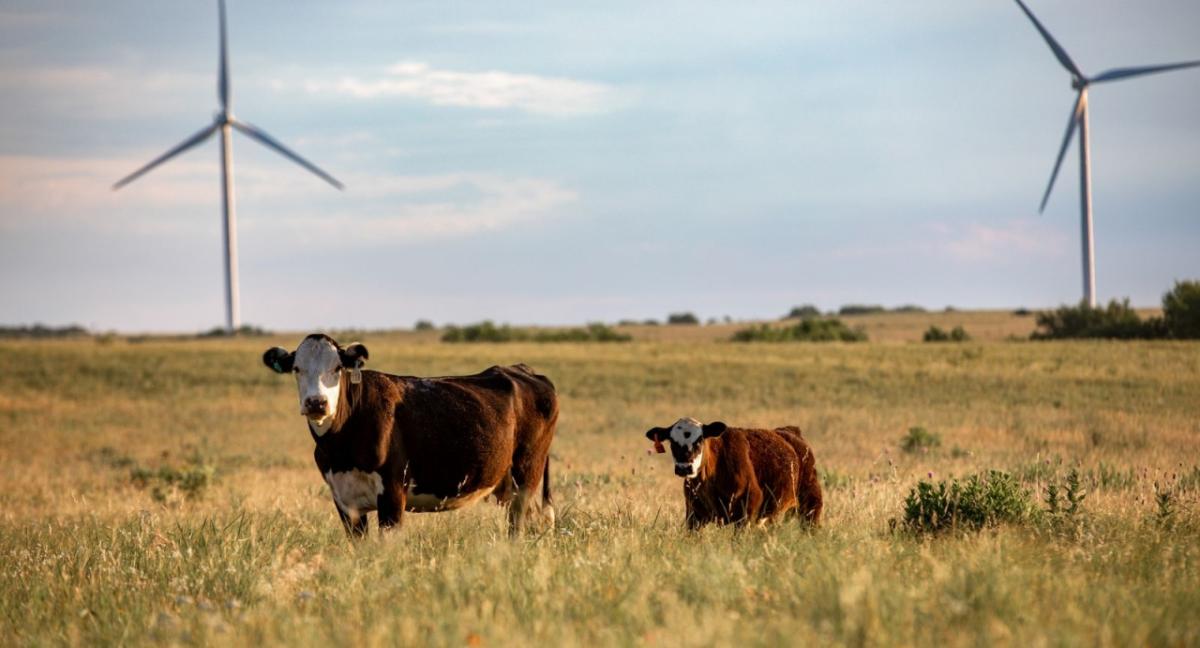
1012,0,1200,307
114,0,343,333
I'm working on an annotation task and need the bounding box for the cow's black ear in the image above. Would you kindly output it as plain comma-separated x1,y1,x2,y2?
263,347,294,374
702,421,727,438
645,426,670,442
340,342,369,368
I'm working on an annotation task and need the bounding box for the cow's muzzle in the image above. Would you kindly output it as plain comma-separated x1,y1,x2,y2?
674,464,695,477
302,395,329,419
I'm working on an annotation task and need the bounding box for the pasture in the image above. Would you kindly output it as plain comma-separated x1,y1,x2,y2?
1,316,1198,646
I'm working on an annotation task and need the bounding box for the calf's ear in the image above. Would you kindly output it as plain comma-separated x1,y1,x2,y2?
645,426,670,442
339,342,369,368
702,421,727,438
262,347,294,374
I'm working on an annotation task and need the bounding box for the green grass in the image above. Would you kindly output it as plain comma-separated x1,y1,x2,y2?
1,331,1199,646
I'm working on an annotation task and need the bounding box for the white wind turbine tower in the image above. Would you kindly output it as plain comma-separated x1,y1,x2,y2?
114,0,343,333
1012,0,1200,307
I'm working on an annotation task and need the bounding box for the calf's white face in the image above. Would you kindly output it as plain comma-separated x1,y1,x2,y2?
293,337,343,428
646,417,727,479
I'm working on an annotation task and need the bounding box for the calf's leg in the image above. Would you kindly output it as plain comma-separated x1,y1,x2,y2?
335,502,369,538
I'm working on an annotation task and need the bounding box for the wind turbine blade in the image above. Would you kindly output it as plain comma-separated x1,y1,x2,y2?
1091,60,1200,84
218,0,230,112
1012,0,1084,78
1039,91,1085,213
230,119,344,190
113,122,219,190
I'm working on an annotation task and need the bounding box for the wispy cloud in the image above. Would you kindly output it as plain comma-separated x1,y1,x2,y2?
827,218,1067,263
0,155,576,243
297,61,620,116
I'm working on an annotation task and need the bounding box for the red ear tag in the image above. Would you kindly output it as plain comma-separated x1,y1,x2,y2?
653,438,666,454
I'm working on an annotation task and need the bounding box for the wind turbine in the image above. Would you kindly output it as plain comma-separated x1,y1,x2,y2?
1012,0,1200,307
114,0,343,333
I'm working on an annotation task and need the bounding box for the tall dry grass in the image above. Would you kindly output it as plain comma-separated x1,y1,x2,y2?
0,323,1197,646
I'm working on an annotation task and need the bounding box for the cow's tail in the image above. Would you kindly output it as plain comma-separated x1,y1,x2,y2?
541,454,555,527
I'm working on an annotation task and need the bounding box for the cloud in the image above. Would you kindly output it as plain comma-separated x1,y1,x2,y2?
0,154,577,243
941,219,1068,262
827,218,1067,264
298,61,620,116
241,172,577,245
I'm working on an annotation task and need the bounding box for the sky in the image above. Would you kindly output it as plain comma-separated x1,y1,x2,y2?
1,0,1198,332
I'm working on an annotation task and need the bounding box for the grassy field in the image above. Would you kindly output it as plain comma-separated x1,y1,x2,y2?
1,314,1198,646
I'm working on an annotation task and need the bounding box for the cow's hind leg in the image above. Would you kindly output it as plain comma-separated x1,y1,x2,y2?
377,480,406,532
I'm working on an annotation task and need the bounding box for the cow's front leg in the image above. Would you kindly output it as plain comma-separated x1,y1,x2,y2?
377,479,406,531
335,501,369,538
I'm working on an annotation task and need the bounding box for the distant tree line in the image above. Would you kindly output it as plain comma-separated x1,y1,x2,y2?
0,324,88,339
441,321,630,343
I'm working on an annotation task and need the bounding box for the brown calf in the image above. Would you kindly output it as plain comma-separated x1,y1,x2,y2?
645,418,823,528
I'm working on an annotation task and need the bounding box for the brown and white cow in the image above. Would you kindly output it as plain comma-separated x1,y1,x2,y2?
645,418,823,528
263,334,558,537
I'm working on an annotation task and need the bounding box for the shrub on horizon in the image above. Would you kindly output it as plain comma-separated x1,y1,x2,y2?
838,304,886,316
666,312,700,325
784,304,822,319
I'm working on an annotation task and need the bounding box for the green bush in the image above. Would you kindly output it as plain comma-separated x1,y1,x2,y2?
1031,299,1165,340
903,470,1033,532
731,318,867,342
441,321,630,343
1163,280,1200,339
923,325,971,342
413,319,435,331
129,463,216,503
901,426,941,453
892,304,926,313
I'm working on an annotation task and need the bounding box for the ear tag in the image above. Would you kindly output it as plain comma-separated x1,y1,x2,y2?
653,438,666,454
350,367,362,384
272,362,282,373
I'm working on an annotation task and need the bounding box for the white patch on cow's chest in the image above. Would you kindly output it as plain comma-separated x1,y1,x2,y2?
678,450,703,478
324,470,383,515
405,485,496,512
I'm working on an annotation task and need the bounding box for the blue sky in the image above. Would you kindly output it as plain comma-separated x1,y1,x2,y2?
1,1,1198,332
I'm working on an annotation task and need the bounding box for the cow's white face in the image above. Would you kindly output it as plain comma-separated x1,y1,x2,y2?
293,336,343,428
646,417,727,479
263,335,369,435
